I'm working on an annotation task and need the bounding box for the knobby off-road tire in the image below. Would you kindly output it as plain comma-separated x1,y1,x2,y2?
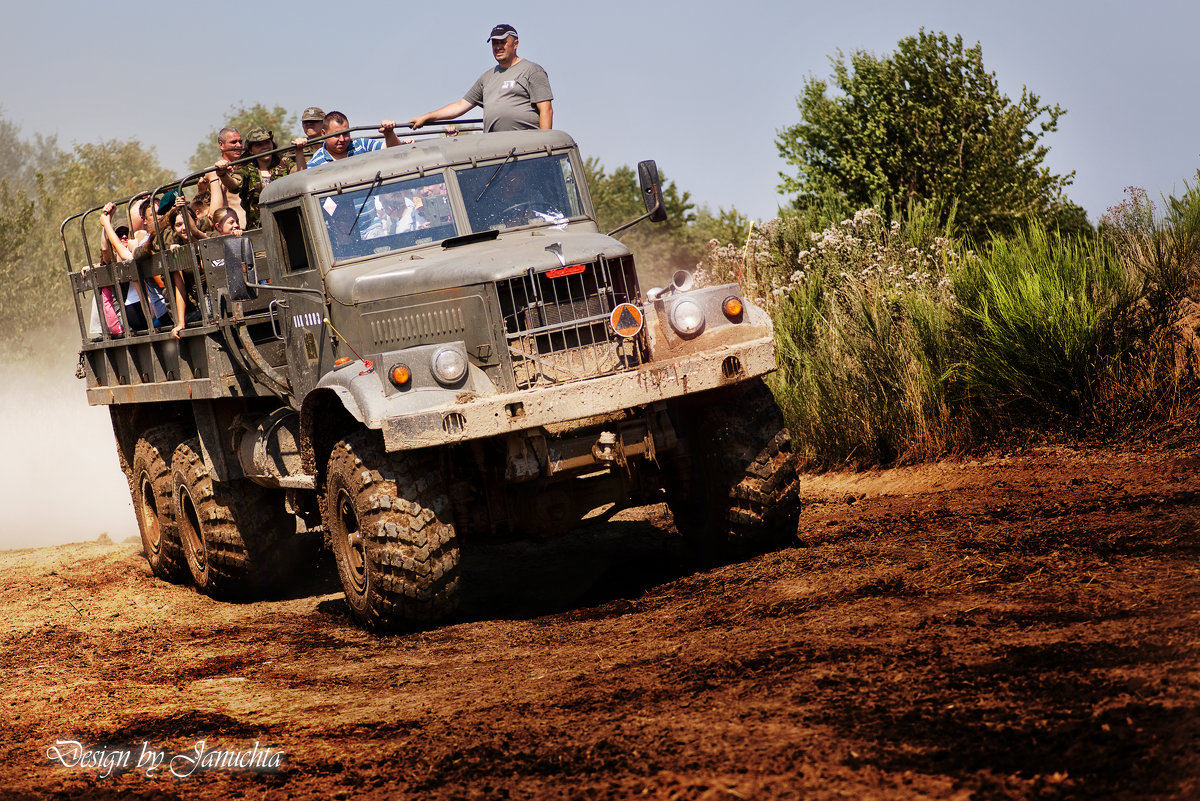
322,432,460,632
171,437,295,598
666,379,802,564
130,424,189,582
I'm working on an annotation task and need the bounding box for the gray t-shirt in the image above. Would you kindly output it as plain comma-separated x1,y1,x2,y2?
464,58,553,132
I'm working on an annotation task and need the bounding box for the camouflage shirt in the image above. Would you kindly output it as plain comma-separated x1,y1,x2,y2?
235,157,296,229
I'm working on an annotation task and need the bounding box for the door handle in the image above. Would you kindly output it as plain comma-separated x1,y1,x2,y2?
268,298,288,340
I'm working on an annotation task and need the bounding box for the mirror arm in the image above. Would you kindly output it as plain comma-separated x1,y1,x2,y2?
607,209,657,239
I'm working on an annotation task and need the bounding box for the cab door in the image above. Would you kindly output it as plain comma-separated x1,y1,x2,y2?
263,203,329,401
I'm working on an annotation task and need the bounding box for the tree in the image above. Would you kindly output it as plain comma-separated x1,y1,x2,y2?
38,140,175,261
0,134,175,359
691,204,752,249
0,108,58,189
776,30,1076,240
0,179,38,305
584,157,695,234
188,102,298,171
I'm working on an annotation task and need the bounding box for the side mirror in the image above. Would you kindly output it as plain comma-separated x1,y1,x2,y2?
637,160,668,223
608,160,670,239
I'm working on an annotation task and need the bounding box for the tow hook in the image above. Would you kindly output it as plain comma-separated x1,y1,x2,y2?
592,431,619,463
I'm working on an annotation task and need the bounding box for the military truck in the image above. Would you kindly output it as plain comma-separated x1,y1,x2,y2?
64,126,800,630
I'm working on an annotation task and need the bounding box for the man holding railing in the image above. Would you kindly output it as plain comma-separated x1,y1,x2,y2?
408,24,553,133
196,127,247,228
306,111,402,168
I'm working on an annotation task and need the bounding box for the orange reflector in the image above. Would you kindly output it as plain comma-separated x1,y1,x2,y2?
390,364,411,386
609,303,644,338
547,263,586,279
723,296,743,318
333,356,353,368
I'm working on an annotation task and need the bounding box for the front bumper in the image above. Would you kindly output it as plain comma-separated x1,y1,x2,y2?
379,334,776,450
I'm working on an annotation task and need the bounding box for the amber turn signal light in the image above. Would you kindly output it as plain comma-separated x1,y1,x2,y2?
333,356,353,368
723,296,743,318
389,364,412,387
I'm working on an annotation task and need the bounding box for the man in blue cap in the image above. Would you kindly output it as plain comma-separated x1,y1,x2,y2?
408,24,553,133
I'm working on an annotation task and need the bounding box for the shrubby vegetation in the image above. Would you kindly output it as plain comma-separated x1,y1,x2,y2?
711,28,1198,467
700,193,1200,467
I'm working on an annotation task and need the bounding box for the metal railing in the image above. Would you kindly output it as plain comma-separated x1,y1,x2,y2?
62,121,483,345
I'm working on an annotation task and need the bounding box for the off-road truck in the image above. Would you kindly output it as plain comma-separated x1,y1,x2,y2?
65,127,800,630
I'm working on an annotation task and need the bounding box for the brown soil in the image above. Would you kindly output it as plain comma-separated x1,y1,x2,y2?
1,442,1198,800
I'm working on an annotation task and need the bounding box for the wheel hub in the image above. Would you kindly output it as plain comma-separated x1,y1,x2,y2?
336,489,367,594
138,474,161,554
178,488,206,573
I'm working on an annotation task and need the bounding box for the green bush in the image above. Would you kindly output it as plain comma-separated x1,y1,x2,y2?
703,204,962,466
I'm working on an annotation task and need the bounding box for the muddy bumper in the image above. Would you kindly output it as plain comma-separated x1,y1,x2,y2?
378,335,776,450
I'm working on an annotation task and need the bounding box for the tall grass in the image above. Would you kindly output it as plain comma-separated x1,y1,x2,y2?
699,186,1200,468
702,204,963,466
951,223,1137,421
1090,185,1200,425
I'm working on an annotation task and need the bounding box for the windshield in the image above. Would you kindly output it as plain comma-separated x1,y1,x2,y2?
457,153,583,232
320,173,458,262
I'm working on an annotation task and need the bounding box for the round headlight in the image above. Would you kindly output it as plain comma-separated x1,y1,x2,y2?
431,348,468,385
669,299,705,337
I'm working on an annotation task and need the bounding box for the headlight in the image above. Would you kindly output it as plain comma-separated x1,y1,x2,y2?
431,348,468,385
668,299,705,337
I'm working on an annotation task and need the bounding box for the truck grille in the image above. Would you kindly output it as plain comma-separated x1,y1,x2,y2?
498,255,643,389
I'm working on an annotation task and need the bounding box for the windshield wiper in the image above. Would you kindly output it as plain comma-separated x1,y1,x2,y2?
476,148,516,202
346,171,383,234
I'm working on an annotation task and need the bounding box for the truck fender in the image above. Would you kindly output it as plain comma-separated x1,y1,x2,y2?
299,386,365,480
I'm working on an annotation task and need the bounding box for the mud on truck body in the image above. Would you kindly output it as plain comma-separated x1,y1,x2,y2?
65,127,801,631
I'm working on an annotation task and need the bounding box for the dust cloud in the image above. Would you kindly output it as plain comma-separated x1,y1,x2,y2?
0,364,135,550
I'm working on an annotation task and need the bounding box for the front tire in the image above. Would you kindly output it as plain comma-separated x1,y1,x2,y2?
323,432,460,631
666,379,801,563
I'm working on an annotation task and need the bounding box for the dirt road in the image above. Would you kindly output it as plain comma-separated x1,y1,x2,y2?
1,442,1197,799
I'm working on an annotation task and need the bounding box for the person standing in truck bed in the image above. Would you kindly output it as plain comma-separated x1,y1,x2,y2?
408,23,553,133
292,106,325,167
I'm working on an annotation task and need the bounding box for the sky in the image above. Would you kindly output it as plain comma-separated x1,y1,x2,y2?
3,0,1199,226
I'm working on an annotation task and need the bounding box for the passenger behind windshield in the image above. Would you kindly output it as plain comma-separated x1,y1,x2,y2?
323,175,456,261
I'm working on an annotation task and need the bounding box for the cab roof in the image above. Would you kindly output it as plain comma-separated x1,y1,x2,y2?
260,129,580,205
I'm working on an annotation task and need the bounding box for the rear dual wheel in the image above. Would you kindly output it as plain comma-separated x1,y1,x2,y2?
172,437,298,598
130,425,189,582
